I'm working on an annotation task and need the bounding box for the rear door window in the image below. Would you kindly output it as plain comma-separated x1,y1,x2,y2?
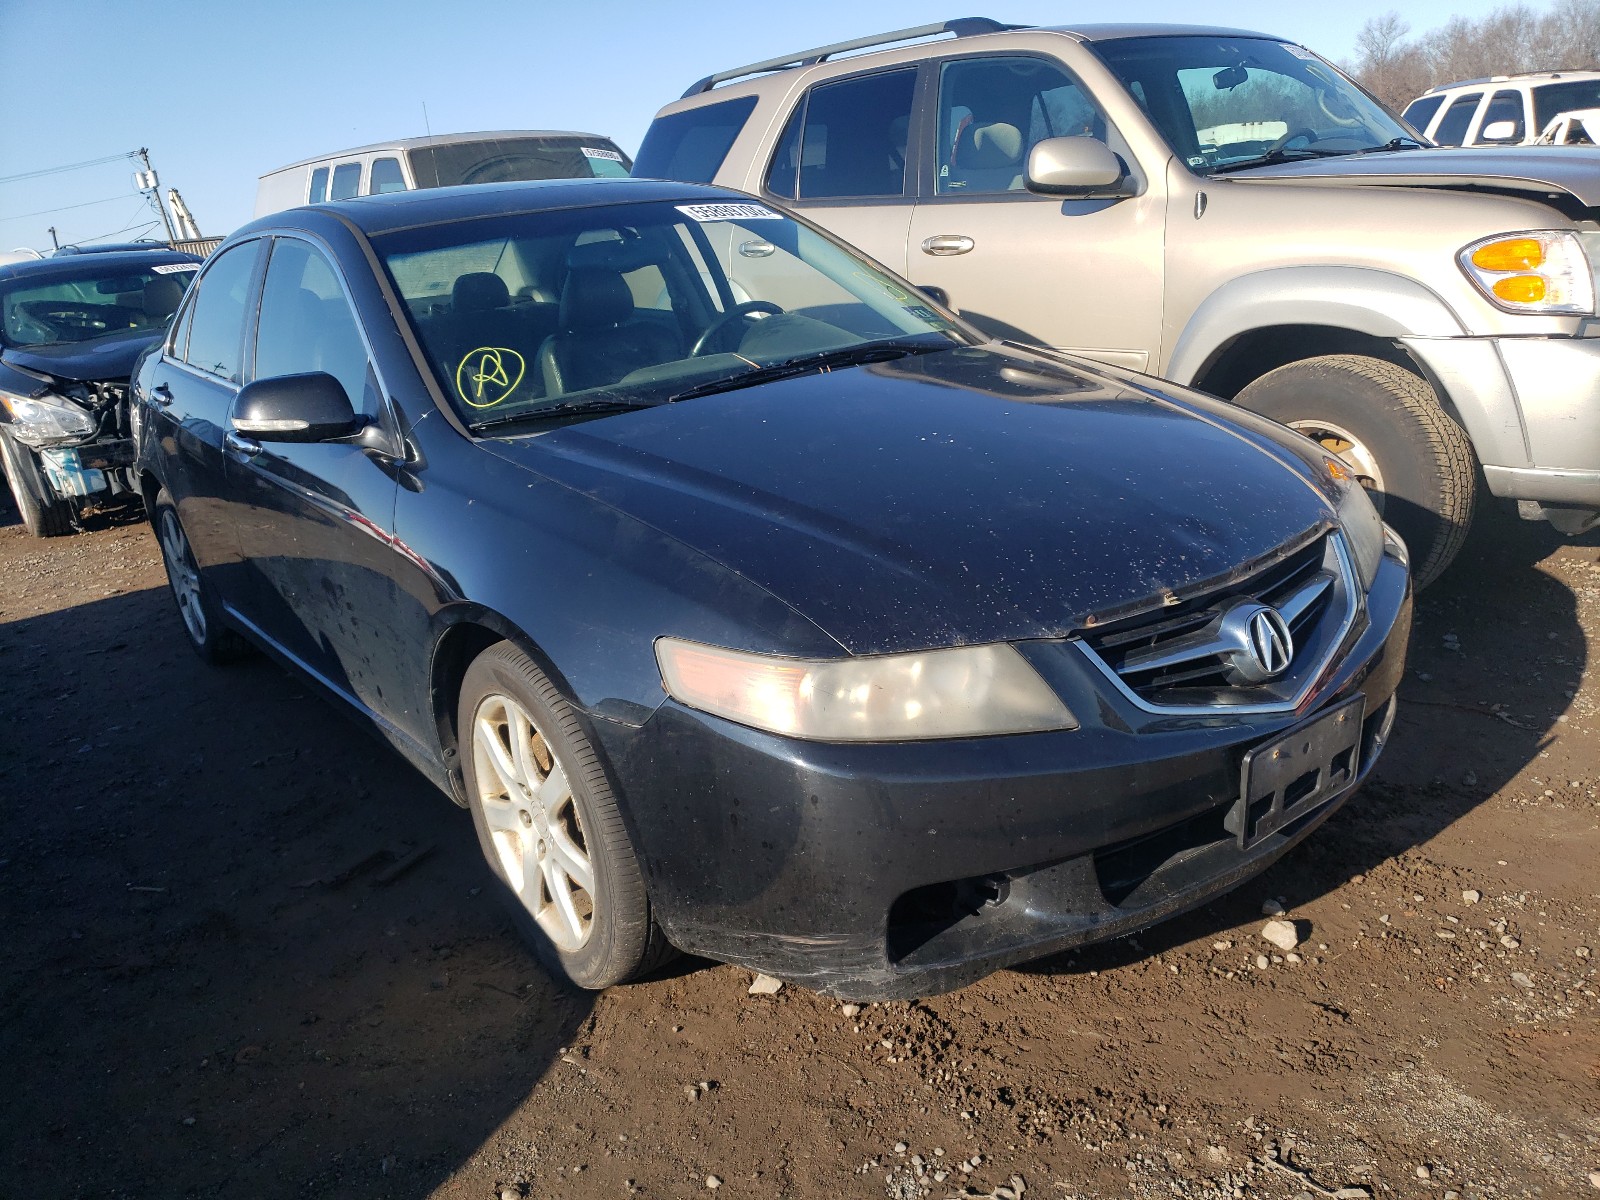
369,157,407,194
308,166,329,204
329,162,362,200
1401,94,1443,136
766,69,918,201
180,240,263,383
1432,93,1482,146
634,97,759,183
1476,89,1526,142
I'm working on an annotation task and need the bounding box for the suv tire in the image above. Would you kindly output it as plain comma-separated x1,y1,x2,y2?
458,641,676,990
0,429,72,537
1233,354,1476,588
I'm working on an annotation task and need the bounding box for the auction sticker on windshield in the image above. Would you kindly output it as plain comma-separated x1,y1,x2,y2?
676,203,782,222
582,147,624,161
152,263,200,274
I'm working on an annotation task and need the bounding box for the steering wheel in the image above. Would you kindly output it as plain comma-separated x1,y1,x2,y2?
1316,89,1364,128
690,301,785,357
1267,127,1320,155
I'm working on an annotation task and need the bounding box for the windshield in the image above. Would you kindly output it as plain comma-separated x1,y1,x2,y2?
1092,36,1414,174
1533,81,1600,130
406,137,631,188
0,260,197,348
374,199,969,428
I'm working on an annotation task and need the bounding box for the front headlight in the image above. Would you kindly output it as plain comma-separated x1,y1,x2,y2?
655,638,1077,741
1458,231,1595,315
0,388,96,448
1326,455,1386,588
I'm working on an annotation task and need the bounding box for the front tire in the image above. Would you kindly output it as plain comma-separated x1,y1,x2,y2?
458,641,673,989
151,488,252,664
0,429,72,537
1233,354,1477,589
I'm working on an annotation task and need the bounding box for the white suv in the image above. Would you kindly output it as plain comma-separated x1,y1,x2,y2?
1403,72,1600,146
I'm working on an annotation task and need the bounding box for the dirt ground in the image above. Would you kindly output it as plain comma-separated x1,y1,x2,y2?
0,491,1596,1200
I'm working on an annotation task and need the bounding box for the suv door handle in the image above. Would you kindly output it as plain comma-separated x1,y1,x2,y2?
149,383,173,407
224,431,262,458
921,234,975,256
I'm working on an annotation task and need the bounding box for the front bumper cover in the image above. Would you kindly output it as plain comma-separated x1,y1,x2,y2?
598,550,1412,999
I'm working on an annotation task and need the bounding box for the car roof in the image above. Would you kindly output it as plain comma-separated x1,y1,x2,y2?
1046,23,1285,42
261,130,620,176
0,248,200,283
236,177,756,240
1422,70,1600,95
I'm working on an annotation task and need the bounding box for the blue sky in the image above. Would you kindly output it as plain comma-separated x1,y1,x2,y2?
0,0,1528,251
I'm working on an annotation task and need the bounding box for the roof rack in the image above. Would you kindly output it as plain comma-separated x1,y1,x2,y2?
681,18,1019,97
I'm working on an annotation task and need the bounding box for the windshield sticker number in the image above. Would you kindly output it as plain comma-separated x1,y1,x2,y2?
1284,44,1318,60
456,346,526,409
676,202,783,222
152,263,199,274
582,146,624,161
902,304,945,324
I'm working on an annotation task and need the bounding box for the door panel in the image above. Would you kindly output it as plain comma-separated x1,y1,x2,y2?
907,54,1165,370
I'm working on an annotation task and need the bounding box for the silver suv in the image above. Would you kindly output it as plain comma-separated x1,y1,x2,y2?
639,19,1600,585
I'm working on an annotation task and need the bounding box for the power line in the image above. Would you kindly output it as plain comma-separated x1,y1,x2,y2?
0,152,137,187
0,194,132,222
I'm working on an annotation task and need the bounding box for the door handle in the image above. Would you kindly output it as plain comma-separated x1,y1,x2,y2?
921,234,975,256
224,431,262,458
149,383,173,407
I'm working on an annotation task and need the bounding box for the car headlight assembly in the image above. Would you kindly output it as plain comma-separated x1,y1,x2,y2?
1324,454,1387,588
1459,231,1595,315
0,388,97,448
655,638,1077,741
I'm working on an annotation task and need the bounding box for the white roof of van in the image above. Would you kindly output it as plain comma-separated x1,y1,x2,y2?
259,130,617,178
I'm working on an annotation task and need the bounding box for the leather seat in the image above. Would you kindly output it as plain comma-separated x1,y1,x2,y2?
424,272,554,396
950,121,1025,192
537,268,680,395
140,277,186,322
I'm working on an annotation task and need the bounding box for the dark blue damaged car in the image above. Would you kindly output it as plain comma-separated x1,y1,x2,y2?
132,178,1411,999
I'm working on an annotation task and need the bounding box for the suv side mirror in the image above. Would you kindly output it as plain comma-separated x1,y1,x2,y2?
232,372,362,443
1025,137,1135,198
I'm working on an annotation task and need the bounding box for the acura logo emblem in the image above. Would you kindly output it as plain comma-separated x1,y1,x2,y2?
1220,602,1294,683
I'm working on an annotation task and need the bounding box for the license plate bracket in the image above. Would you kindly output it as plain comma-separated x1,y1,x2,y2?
1232,696,1365,849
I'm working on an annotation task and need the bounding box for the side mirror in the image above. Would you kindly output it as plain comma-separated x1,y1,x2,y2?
1479,120,1519,142
232,372,361,443
916,284,953,308
1025,137,1135,198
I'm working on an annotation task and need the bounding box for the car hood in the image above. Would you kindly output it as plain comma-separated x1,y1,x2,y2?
480,347,1336,654
1,327,161,383
1233,144,1600,208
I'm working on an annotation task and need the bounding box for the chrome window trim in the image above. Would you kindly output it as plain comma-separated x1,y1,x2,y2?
1071,532,1362,716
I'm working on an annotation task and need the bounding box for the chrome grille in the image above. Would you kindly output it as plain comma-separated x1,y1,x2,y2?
1076,531,1358,712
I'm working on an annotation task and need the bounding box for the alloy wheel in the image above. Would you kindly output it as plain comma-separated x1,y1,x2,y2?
158,509,207,644
471,693,595,951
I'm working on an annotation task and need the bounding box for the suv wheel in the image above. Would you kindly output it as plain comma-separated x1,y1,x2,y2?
458,641,675,990
1233,354,1477,588
0,429,73,537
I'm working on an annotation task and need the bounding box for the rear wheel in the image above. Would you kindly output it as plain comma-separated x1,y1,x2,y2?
458,641,674,989
0,428,72,537
1233,354,1477,589
152,489,252,664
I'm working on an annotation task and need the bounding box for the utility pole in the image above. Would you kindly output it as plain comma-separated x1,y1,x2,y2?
134,147,178,244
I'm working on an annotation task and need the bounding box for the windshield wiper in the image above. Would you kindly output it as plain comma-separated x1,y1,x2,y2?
1211,146,1348,174
664,339,948,404
1349,136,1428,155
468,395,657,434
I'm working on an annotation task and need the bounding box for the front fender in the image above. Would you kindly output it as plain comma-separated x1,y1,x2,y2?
1165,266,1468,386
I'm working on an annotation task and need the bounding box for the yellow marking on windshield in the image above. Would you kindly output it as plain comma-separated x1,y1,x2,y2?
455,347,526,409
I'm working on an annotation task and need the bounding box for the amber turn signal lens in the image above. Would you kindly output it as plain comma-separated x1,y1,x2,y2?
1492,274,1548,303
1471,238,1545,272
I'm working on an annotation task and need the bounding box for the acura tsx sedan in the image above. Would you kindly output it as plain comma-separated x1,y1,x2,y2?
132,178,1410,999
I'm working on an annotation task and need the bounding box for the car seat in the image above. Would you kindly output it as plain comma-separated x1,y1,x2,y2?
141,277,186,322
950,121,1025,191
536,267,681,394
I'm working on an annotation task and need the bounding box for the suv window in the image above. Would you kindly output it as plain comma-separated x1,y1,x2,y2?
1477,90,1525,143
1401,94,1444,135
254,239,374,415
181,240,263,383
936,57,1108,195
308,166,329,204
766,69,917,201
1533,79,1600,129
635,97,758,183
369,157,407,194
1432,93,1482,146
329,162,362,201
